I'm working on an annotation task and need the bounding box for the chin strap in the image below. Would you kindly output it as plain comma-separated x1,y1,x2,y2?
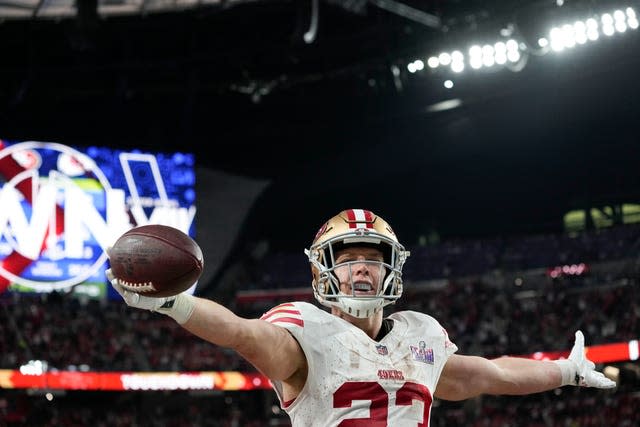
338,297,385,318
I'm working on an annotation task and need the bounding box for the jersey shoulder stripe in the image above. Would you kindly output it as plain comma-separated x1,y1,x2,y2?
260,302,304,327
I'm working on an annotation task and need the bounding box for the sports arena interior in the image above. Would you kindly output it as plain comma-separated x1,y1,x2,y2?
1,0,639,425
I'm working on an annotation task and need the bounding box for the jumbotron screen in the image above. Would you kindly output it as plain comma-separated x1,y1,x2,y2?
0,139,197,299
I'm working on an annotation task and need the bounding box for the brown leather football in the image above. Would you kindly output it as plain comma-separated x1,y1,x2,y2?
108,224,204,297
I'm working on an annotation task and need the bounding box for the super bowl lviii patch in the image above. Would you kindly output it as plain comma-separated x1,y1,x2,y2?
410,341,434,364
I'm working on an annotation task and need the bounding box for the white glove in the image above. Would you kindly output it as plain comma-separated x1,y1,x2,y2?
106,268,195,324
554,330,616,389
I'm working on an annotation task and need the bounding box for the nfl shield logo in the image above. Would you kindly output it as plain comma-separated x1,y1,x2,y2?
376,345,388,355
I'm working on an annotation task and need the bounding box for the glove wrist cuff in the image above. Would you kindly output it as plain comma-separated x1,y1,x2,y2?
553,359,578,386
157,293,196,324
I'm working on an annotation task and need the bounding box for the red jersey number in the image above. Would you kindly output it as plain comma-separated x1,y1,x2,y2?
334,381,432,426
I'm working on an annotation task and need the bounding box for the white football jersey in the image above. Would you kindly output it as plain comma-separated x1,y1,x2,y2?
260,301,458,427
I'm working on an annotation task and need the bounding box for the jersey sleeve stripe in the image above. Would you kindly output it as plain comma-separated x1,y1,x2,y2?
260,308,301,320
273,302,295,308
260,303,304,327
261,302,295,315
267,317,304,327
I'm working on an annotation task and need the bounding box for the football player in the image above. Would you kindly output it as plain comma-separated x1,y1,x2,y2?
107,208,615,426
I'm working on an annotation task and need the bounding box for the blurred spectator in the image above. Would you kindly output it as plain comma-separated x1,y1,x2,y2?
1,222,638,425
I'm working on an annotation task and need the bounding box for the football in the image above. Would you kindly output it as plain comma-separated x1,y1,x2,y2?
108,224,204,297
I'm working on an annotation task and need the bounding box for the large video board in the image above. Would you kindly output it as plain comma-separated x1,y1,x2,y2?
0,139,197,299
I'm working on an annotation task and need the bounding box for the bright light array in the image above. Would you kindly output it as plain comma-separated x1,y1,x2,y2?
414,38,523,75
542,7,638,52
406,5,638,76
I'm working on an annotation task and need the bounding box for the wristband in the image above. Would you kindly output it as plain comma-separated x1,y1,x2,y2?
157,293,196,324
553,359,578,386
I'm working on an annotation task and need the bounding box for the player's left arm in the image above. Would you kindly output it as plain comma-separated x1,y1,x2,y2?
434,330,616,401
434,354,562,400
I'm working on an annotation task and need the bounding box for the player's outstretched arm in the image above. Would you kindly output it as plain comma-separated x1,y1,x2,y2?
107,269,306,382
435,330,615,401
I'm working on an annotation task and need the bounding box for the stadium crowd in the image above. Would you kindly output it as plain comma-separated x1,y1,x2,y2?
1,222,638,425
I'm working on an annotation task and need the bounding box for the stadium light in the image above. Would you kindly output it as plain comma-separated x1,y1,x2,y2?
405,4,638,77
408,38,525,75
542,7,638,52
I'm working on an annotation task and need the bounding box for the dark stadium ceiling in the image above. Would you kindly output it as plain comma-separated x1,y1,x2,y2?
0,0,545,143
0,0,639,242
0,0,555,94
0,0,519,22
0,0,636,100
0,0,639,169
1,0,636,114
0,0,637,175
0,1,636,124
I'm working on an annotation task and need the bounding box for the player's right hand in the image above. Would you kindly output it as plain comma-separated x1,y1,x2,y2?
106,268,173,312
106,265,195,324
